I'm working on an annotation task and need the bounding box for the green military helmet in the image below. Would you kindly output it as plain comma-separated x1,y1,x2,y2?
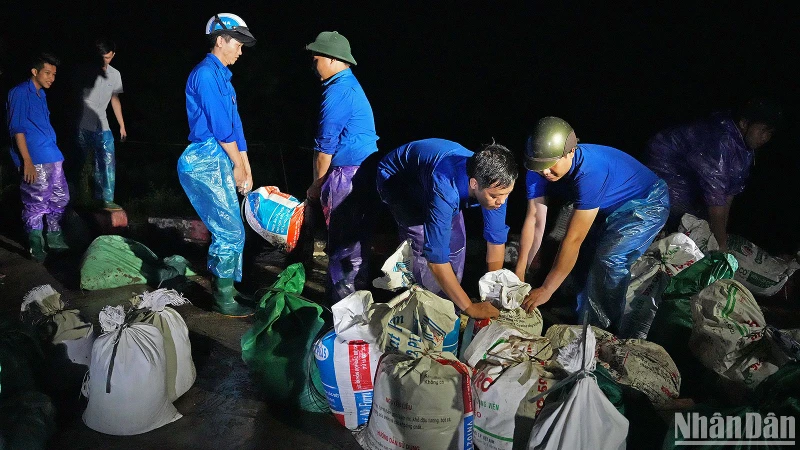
524,116,578,171
305,31,357,66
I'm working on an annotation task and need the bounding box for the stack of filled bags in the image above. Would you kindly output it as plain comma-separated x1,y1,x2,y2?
82,289,194,435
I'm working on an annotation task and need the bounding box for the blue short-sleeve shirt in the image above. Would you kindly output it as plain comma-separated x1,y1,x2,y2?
526,144,659,215
378,138,510,263
315,68,379,167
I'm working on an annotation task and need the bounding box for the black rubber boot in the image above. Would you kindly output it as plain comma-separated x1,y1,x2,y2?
212,277,254,317
28,230,47,262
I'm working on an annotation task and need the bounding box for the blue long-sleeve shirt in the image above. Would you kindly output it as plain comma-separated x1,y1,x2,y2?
186,54,247,151
315,68,378,167
378,138,509,264
7,79,63,167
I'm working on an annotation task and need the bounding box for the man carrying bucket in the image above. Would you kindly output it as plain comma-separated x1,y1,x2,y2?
177,13,256,316
305,31,380,305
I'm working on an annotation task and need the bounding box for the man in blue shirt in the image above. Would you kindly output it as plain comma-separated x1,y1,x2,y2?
7,53,70,262
517,117,669,334
377,139,517,321
178,13,256,316
305,31,380,304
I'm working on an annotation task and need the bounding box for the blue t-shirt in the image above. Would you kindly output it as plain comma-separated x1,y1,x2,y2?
7,80,63,167
315,68,379,167
378,138,509,264
526,144,659,215
186,54,247,151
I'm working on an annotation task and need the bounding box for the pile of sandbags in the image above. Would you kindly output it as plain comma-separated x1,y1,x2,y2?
82,305,182,435
621,233,705,338
679,213,800,297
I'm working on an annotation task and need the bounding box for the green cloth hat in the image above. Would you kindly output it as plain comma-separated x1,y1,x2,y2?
305,31,357,66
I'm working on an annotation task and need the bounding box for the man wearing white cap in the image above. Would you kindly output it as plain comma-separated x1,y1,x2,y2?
178,13,256,316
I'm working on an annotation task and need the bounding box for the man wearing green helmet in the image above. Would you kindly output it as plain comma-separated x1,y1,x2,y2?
516,117,669,334
304,31,380,305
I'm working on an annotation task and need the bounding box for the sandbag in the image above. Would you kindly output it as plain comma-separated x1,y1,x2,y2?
726,234,800,297
314,291,381,429
677,213,719,253
20,285,94,368
357,352,474,450
372,239,415,291
367,286,458,357
240,263,328,412
527,327,628,450
472,358,557,449
314,330,381,430
82,305,181,435
527,375,628,450
620,233,705,339
130,289,196,402
595,334,681,406
79,235,196,290
460,308,544,363
244,186,305,252
689,279,789,387
463,320,539,368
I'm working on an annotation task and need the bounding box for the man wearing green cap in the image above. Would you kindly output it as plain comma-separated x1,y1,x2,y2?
517,117,669,335
305,31,380,304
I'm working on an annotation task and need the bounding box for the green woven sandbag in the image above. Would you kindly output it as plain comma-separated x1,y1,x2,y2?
647,253,738,400
241,263,327,412
756,361,800,418
79,235,195,290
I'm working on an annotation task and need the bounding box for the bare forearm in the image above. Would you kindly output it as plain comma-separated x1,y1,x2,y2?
240,151,252,175
708,204,730,251
110,96,125,128
14,133,32,162
541,238,581,293
486,243,505,272
313,152,332,181
428,262,472,311
219,141,244,168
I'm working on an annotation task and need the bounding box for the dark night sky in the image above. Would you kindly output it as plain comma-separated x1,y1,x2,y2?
2,1,799,251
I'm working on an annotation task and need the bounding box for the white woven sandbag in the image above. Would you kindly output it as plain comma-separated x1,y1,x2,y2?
472,357,559,450
479,269,531,310
132,289,196,401
358,352,474,450
83,305,181,435
726,234,800,297
689,279,786,387
527,375,628,450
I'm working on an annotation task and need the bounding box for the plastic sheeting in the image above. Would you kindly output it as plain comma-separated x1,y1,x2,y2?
19,161,69,233
646,112,752,229
77,129,116,202
577,180,670,332
177,138,245,281
321,164,377,303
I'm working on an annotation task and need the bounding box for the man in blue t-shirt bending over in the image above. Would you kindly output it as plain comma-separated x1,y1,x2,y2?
516,117,669,334
377,138,518,320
